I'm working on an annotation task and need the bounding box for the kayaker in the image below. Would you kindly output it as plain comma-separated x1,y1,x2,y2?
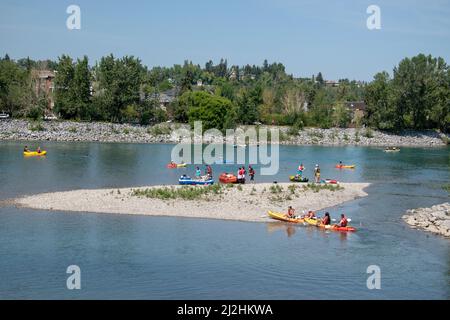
305,210,316,219
321,212,331,225
37,146,42,154
24,146,29,152
297,163,304,176
337,214,348,227
287,206,295,218
249,166,255,181
206,165,213,178
195,166,201,179
314,164,321,183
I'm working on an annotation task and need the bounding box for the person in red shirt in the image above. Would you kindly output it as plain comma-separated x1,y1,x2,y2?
321,212,331,225
287,206,295,218
337,214,348,227
206,165,213,178
239,167,246,184
248,166,255,181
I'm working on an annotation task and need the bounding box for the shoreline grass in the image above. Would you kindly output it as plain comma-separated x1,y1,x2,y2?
131,184,223,200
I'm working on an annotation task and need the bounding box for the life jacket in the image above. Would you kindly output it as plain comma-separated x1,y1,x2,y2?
340,217,348,227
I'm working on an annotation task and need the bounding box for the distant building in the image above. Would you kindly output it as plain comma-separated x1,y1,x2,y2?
325,80,339,87
142,87,179,110
31,70,55,111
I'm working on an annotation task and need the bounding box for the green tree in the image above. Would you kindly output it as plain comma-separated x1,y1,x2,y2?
54,55,75,118
0,58,30,116
72,56,91,119
236,85,262,124
364,71,396,129
179,91,235,131
316,72,324,85
94,54,145,122
333,103,351,128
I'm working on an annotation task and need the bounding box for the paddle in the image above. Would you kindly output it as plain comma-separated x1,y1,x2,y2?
331,218,352,222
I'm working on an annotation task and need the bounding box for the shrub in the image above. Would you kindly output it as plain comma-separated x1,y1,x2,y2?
364,128,374,138
29,121,45,132
131,184,224,201
27,106,43,121
270,184,283,194
149,125,171,136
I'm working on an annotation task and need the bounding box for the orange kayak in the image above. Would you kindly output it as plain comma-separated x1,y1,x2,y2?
304,217,356,232
335,164,355,169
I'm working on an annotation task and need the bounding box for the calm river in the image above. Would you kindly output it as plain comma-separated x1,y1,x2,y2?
0,141,448,299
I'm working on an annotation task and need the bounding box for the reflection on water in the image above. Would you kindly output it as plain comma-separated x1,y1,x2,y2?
266,221,350,242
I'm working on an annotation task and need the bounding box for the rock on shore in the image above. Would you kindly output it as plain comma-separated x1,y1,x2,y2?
402,203,450,238
283,127,448,147
0,119,448,147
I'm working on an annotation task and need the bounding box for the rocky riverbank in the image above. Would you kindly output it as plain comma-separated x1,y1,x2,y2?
0,119,448,147
402,203,450,238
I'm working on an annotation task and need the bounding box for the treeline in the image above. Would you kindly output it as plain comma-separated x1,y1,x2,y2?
0,53,448,132
365,54,449,132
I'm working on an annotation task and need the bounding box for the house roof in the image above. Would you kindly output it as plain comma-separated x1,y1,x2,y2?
32,70,56,79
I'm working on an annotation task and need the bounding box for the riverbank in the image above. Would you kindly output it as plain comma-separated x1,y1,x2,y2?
13,182,370,222
402,203,450,238
0,119,448,147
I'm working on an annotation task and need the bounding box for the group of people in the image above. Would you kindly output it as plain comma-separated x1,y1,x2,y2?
295,163,320,183
23,146,42,153
190,165,256,183
294,163,321,183
287,206,348,227
236,166,255,184
195,165,213,180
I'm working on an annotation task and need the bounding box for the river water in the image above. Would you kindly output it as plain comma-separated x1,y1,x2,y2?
0,141,448,299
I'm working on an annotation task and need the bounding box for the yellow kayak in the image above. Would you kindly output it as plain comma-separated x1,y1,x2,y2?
304,217,319,226
268,211,305,223
23,151,47,156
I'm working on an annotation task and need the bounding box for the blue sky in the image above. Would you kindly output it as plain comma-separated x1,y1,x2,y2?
1,0,449,81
